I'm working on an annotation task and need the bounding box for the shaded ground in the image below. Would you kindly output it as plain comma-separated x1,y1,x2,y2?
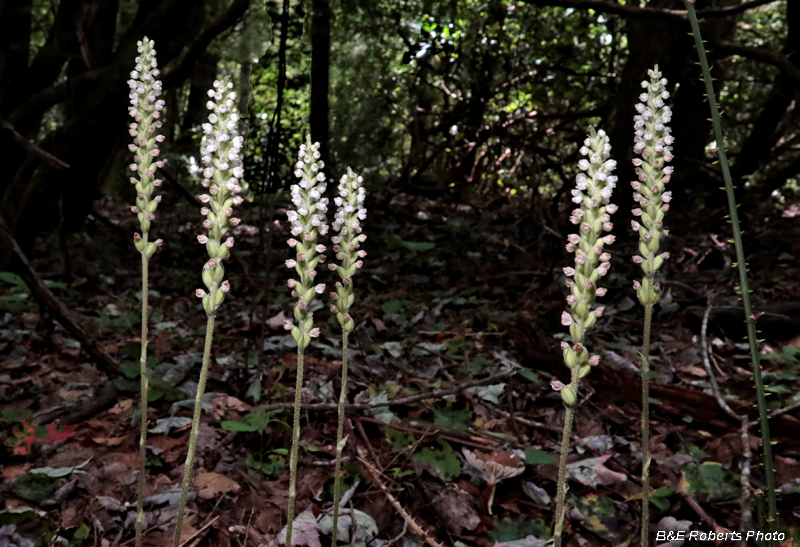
2,183,800,546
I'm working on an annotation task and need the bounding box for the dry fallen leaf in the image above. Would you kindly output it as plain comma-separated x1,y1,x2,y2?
92,436,126,447
195,472,241,500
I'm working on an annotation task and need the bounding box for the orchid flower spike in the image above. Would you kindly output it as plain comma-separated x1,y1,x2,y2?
561,126,617,392
195,77,244,316
285,136,329,349
632,65,673,305
128,37,165,257
329,168,366,333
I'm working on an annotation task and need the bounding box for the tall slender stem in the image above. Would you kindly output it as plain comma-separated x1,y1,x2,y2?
285,347,306,547
135,236,150,547
171,314,216,547
331,331,349,544
554,368,579,547
640,300,653,547
683,0,778,536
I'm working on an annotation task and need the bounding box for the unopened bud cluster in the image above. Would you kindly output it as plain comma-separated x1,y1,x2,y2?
329,168,367,333
194,77,244,316
631,66,673,306
557,128,617,405
128,37,165,257
283,137,329,349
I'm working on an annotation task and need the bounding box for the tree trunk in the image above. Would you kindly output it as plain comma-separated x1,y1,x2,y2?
309,0,330,167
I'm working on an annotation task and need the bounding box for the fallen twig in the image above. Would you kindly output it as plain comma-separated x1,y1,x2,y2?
259,370,515,412
700,306,753,531
0,214,119,375
358,457,446,547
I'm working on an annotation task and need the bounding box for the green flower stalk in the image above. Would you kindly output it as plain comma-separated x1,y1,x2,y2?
127,36,165,547
171,77,244,547
283,137,328,547
328,168,366,544
553,127,617,547
631,66,673,547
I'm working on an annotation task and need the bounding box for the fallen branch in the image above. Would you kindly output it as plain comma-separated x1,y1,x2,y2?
358,457,446,547
700,306,753,529
259,370,515,411
0,214,119,375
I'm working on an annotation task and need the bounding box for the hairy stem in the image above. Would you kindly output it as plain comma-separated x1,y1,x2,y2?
135,235,150,547
331,331,349,544
683,0,778,537
285,347,306,547
171,314,216,547
554,368,579,547
641,300,653,547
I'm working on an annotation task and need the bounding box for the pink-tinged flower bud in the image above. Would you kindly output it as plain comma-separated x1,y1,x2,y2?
199,194,211,203
224,237,234,248
599,252,611,262
603,235,615,245
197,235,208,244
633,280,641,289
224,208,233,217
196,289,206,297
355,260,364,269
551,379,564,391
661,252,670,259
155,239,163,247
631,220,641,231
203,219,213,229
153,179,162,187
589,355,600,366
287,279,297,288
131,206,140,213
286,259,297,268
595,287,607,297
632,255,644,264
220,280,231,292
128,144,138,152
358,234,367,242
316,244,326,253
134,233,142,240
288,239,298,248
561,312,573,326
284,319,293,330
230,218,241,226
563,267,575,277
328,264,337,271
315,284,325,294
566,295,578,306
560,341,570,350
309,328,321,338
130,164,138,171
307,269,317,278
594,307,604,317
606,204,618,214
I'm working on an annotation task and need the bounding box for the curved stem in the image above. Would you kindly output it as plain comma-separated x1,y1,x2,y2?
331,331,349,544
171,314,216,547
285,346,306,547
683,0,778,537
135,237,150,547
641,300,653,547
554,368,579,547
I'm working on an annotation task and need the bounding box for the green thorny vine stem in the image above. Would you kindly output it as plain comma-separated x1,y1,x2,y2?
683,0,778,536
127,37,165,547
171,76,245,547
553,127,617,547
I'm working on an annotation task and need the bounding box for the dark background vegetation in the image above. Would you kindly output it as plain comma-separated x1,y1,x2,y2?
1,0,800,546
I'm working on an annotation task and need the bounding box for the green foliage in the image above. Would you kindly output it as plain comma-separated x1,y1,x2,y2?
413,438,461,481
524,447,557,466
220,407,289,433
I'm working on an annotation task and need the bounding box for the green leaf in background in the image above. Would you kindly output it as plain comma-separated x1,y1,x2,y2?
414,438,461,481
0,272,25,286
382,299,403,314
433,405,473,431
525,447,557,466
386,236,435,252
29,457,91,478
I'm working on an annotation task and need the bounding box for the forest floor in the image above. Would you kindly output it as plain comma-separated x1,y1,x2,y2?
1,185,800,547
